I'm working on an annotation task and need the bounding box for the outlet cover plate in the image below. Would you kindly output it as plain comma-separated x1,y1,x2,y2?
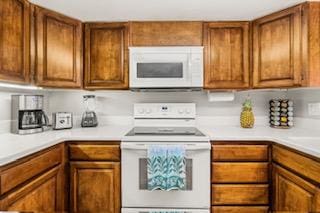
308,103,320,116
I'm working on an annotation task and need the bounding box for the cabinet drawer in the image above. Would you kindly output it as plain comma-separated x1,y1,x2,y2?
0,146,62,194
212,162,269,183
212,144,268,161
273,145,320,184
69,144,120,161
212,206,269,213
212,184,269,205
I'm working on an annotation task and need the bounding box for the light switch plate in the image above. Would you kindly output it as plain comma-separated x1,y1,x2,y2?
308,103,320,116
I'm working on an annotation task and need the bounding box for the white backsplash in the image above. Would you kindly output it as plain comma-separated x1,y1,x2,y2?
0,88,319,134
47,90,288,117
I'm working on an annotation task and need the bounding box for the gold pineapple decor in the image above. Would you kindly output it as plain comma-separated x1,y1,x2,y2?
240,97,255,128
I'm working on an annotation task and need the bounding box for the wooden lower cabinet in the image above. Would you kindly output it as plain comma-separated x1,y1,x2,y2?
212,206,269,213
70,161,120,213
212,162,269,183
212,184,269,205
1,165,63,212
212,144,269,162
211,142,270,211
272,164,320,212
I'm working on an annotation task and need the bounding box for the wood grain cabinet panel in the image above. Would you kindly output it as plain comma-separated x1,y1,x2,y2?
212,162,269,183
0,146,62,195
69,144,120,161
35,7,82,88
84,22,129,89
1,166,63,212
273,145,320,183
212,184,269,205
212,144,268,162
203,22,250,89
212,206,269,213
253,5,303,88
0,0,30,84
273,164,320,212
70,162,120,213
302,2,320,87
129,21,203,46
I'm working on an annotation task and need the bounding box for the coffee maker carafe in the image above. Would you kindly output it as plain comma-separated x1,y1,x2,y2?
11,95,49,134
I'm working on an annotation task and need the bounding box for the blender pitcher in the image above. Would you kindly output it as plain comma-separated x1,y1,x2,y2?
81,95,98,127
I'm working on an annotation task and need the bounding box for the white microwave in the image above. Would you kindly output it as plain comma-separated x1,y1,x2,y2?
129,46,203,91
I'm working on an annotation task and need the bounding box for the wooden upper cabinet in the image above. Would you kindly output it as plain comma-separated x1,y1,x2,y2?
301,2,320,87
273,164,320,212
0,0,30,84
129,21,203,46
35,7,82,88
203,22,250,89
253,5,303,88
84,23,129,89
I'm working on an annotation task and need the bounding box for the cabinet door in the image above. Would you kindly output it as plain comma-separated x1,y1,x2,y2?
253,5,302,88
1,166,63,212
0,0,30,84
129,21,203,46
35,7,82,88
70,162,120,213
273,164,320,212
203,22,250,89
84,23,129,89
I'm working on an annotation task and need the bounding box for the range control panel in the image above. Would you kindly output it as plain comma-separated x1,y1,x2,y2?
134,103,196,119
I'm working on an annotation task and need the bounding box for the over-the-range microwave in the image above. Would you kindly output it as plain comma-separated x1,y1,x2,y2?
129,46,203,91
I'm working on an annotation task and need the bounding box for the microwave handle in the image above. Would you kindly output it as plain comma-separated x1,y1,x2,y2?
121,143,211,150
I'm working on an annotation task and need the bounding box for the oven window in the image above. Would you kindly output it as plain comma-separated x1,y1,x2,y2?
137,63,183,78
139,158,192,190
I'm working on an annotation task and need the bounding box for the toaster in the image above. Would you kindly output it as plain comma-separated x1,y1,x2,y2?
52,112,73,130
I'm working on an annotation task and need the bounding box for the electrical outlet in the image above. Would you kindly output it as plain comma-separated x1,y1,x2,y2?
308,103,320,116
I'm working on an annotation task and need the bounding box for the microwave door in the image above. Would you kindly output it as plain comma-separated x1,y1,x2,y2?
130,53,191,88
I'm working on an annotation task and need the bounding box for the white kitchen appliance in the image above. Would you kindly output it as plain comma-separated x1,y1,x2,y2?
11,95,49,134
129,47,203,91
121,103,210,213
52,112,73,130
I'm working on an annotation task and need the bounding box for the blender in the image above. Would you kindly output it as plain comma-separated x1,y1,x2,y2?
81,95,98,127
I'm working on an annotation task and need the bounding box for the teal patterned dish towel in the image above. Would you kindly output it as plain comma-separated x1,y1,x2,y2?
147,145,186,191
167,145,186,191
147,145,168,190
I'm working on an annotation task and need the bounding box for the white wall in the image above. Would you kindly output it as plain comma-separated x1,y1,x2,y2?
47,90,288,116
0,88,318,134
47,88,320,127
288,88,320,119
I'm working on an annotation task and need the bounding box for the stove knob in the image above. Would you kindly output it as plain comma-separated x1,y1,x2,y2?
178,109,184,114
185,109,191,114
146,109,151,114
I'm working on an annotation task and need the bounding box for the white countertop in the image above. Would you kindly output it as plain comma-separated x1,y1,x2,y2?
0,125,319,166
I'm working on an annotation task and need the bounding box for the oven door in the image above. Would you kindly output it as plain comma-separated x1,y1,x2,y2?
122,208,210,213
121,142,211,209
130,51,191,88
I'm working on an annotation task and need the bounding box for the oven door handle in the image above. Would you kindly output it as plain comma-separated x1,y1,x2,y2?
121,142,211,150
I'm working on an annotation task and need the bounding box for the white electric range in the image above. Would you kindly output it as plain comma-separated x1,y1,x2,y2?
121,103,211,213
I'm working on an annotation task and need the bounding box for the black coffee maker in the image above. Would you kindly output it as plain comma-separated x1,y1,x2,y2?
11,95,49,134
